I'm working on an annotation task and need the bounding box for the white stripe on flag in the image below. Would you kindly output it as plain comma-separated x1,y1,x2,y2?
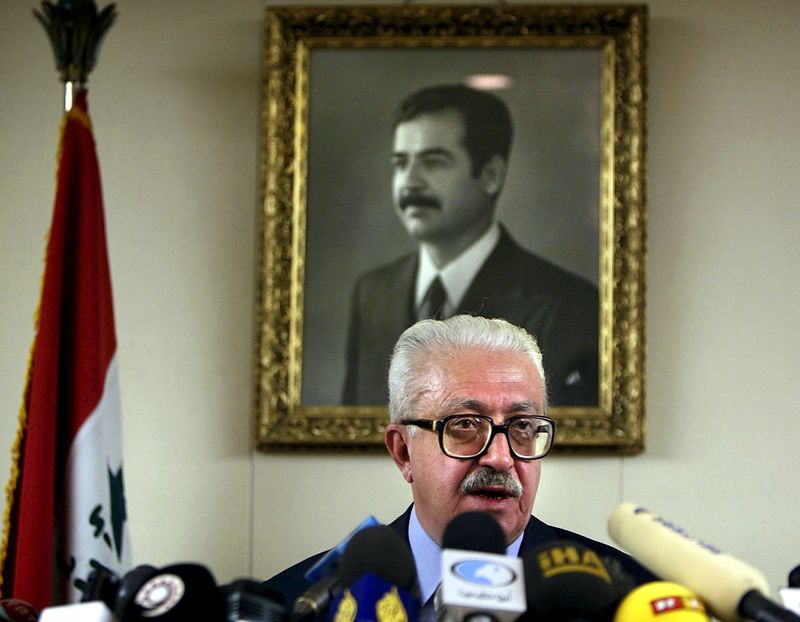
63,354,131,601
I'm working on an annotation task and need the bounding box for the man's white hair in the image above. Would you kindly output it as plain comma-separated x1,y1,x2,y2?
387,315,547,425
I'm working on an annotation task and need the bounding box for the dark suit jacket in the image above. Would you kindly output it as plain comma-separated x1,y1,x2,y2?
262,506,655,609
343,228,599,407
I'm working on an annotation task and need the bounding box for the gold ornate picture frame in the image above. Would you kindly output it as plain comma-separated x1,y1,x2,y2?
256,4,647,453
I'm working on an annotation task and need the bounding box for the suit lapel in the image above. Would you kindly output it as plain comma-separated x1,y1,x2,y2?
457,230,543,327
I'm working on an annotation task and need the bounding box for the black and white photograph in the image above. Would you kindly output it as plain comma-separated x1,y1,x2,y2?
302,49,602,409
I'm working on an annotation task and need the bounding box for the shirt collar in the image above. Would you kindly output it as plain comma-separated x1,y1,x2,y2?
415,222,501,314
407,504,525,604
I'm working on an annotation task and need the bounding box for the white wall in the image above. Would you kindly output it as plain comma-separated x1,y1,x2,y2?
1,0,798,596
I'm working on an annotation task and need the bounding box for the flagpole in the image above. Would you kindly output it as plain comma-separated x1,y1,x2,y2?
32,0,117,111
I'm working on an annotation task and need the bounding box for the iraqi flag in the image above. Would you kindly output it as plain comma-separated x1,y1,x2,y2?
0,89,131,609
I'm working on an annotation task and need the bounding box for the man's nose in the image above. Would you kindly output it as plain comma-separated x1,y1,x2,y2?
477,431,514,471
401,158,426,189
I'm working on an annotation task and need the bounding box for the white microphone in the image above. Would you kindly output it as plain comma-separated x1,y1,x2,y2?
39,602,117,622
608,503,799,622
436,512,526,622
780,565,800,615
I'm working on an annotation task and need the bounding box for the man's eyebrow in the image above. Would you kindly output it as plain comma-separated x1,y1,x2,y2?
391,147,455,160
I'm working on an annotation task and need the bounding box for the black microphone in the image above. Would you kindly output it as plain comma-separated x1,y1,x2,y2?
789,566,800,590
81,562,121,608
220,579,287,622
520,540,619,622
328,525,419,622
436,511,526,622
780,565,800,616
290,518,382,622
291,573,339,622
123,563,226,621
441,511,506,555
114,565,159,621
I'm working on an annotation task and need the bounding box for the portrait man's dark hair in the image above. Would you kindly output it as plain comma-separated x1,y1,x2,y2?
392,84,514,177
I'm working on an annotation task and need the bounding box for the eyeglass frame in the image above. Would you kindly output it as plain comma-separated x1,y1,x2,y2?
400,414,556,460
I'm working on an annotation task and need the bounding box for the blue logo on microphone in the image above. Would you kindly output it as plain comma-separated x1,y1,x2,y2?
452,561,516,587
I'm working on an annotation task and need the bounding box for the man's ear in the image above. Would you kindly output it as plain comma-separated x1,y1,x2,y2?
479,154,507,197
385,424,414,483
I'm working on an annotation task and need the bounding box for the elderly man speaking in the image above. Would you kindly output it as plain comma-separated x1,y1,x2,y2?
265,315,652,610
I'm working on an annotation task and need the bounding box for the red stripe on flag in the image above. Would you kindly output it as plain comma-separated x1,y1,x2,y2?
1,90,118,609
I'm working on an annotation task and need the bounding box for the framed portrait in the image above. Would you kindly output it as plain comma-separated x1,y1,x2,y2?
256,4,647,453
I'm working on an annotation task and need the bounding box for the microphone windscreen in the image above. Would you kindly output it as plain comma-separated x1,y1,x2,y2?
790,565,800,589
81,563,120,606
441,511,506,554
221,578,287,622
114,564,159,621
521,540,617,622
338,526,417,592
613,582,709,622
0,599,39,622
129,563,225,620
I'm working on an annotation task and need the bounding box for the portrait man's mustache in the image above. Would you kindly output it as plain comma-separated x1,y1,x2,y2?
399,192,441,210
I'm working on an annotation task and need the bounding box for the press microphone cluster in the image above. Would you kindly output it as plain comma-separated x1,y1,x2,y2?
38,562,286,622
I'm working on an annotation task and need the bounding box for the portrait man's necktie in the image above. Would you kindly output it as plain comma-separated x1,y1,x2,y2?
418,276,448,320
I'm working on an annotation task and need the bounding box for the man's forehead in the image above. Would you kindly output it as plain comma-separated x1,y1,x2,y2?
415,350,545,413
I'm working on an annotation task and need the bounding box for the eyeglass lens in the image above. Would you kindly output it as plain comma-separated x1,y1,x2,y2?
442,416,552,458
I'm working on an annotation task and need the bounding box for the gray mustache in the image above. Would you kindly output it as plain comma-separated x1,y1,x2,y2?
459,467,523,498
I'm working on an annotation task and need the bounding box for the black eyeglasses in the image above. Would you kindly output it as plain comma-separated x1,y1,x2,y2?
401,414,555,460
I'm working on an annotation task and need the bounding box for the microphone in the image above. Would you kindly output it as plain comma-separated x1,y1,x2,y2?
436,511,526,622
220,579,287,622
612,581,709,622
39,602,117,622
520,540,619,622
291,574,339,622
122,563,226,621
790,567,800,590
291,517,381,622
113,565,159,621
608,503,800,622
327,525,419,622
779,565,800,615
0,599,39,622
82,563,121,608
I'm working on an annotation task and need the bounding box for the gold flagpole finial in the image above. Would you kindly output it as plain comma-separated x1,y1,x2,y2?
33,0,117,111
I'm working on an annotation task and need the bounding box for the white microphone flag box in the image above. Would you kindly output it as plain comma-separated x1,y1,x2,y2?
440,550,526,622
780,588,800,615
40,602,118,622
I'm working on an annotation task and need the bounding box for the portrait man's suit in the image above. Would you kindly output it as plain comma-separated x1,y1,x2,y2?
343,227,599,407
